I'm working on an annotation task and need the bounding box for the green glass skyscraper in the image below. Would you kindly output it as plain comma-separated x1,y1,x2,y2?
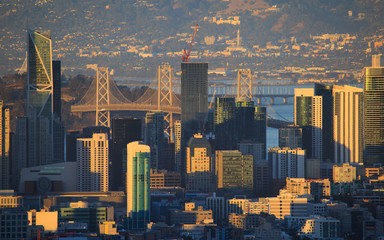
127,141,150,231
364,55,384,165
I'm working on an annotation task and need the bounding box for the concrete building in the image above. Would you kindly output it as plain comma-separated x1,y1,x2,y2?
168,202,213,225
0,208,28,240
294,88,323,160
206,193,226,224
99,221,118,235
28,209,58,233
300,216,340,239
268,147,305,179
333,163,357,183
174,120,182,172
0,190,22,208
306,158,321,179
238,141,264,163
126,141,150,231
229,213,260,229
145,111,164,170
77,133,109,192
333,85,363,164
268,193,308,220
150,169,181,188
216,151,253,194
19,162,77,194
186,133,215,192
0,100,10,190
284,177,330,200
227,197,250,215
364,55,384,166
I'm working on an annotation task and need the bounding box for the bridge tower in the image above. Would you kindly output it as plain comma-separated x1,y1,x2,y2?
96,67,110,127
158,64,173,141
237,69,252,99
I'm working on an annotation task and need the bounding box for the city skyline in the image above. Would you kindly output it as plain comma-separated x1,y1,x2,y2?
2,1,384,238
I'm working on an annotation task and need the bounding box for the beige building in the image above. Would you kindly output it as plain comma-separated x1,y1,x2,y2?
333,163,357,183
333,85,363,164
229,213,260,229
0,195,23,208
169,202,213,225
77,133,109,192
28,209,58,233
267,193,308,220
186,133,215,192
284,177,330,200
99,221,118,235
150,169,181,188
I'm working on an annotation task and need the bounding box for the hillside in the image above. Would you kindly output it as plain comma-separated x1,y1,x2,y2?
0,0,384,77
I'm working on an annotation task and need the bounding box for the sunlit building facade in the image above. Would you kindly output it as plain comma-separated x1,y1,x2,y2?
126,141,150,231
0,101,10,190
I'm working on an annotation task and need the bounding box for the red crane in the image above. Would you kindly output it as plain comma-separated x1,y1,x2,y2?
182,24,199,62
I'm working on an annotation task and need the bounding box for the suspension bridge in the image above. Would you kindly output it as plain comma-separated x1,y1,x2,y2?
71,65,294,139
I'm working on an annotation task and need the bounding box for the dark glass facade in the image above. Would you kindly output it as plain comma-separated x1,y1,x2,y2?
52,60,61,118
214,97,236,150
364,67,384,165
112,117,142,190
181,62,208,136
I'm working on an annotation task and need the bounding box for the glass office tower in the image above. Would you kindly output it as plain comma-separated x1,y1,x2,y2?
364,55,384,166
127,141,150,231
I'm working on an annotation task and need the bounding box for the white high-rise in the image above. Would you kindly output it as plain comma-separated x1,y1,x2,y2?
77,133,109,192
294,88,323,160
333,85,363,164
268,147,305,179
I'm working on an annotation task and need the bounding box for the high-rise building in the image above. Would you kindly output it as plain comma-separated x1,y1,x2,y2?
77,133,109,192
181,62,208,132
235,98,255,142
214,97,236,150
174,120,182,172
364,55,384,165
26,29,64,167
145,111,164,170
254,107,267,159
112,117,142,190
333,85,363,164
268,147,305,179
314,84,333,162
294,88,323,160
126,141,150,231
279,125,303,149
12,117,27,190
181,62,208,165
0,100,10,190
186,133,215,192
215,150,253,194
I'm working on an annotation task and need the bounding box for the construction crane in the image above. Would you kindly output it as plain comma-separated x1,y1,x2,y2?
182,24,199,62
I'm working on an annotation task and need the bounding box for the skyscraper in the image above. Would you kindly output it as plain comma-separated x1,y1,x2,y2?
0,101,10,190
333,85,363,164
294,88,323,160
314,84,333,162
126,141,150,231
181,62,208,129
145,111,164,170
77,133,109,192
26,29,64,166
186,133,215,192
364,55,384,165
112,117,142,190
214,97,236,150
254,106,267,159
